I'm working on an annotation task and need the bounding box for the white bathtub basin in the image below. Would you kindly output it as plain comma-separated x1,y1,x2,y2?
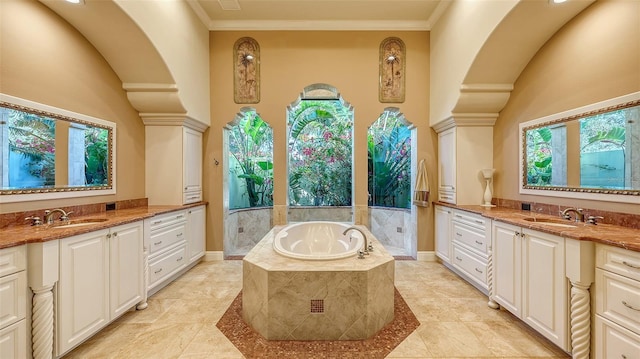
273,221,364,260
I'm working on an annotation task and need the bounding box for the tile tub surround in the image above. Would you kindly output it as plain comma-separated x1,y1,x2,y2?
225,207,273,257
242,226,395,340
435,202,640,252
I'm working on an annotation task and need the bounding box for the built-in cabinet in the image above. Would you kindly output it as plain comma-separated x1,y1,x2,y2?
595,244,640,359
145,125,204,205
492,221,568,351
0,245,27,359
146,205,205,296
434,124,493,205
434,205,452,262
57,221,143,356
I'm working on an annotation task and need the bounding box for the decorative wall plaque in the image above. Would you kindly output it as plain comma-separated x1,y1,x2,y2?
234,37,260,104
379,37,406,103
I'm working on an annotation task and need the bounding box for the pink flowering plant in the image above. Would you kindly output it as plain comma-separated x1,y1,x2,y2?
288,100,353,206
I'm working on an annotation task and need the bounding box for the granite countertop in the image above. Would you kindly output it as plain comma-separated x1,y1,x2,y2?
0,202,206,250
436,202,640,252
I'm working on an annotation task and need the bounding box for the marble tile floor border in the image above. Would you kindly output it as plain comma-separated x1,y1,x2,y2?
216,288,420,359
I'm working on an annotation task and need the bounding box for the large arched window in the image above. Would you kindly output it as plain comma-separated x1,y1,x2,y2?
226,108,273,209
287,85,353,207
368,108,412,209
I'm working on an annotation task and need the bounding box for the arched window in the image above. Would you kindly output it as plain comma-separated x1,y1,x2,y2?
368,108,412,209
287,84,353,207
226,108,273,209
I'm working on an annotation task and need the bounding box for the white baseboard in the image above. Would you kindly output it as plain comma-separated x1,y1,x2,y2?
416,251,437,261
204,251,224,261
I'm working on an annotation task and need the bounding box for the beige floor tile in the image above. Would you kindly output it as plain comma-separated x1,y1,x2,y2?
416,321,494,357
113,321,202,359
385,327,433,358
181,322,245,357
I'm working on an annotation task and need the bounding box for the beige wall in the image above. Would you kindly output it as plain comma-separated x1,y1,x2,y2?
0,0,145,213
206,31,436,251
494,0,640,214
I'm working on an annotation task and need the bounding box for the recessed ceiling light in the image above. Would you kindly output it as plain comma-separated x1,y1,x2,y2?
65,0,85,4
551,0,568,3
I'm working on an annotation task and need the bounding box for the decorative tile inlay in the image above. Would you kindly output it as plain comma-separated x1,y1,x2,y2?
216,288,419,359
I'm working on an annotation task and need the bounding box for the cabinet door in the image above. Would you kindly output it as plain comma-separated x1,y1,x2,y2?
492,221,522,316
437,128,456,193
58,230,109,355
434,205,452,263
187,206,206,263
183,127,202,193
109,222,144,318
0,320,26,359
522,229,567,350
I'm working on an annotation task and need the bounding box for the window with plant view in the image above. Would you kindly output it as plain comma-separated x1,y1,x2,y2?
2,108,56,188
526,127,554,186
368,108,411,209
227,108,273,209
288,99,353,206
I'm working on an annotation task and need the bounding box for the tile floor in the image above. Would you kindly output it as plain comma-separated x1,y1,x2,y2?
64,260,570,359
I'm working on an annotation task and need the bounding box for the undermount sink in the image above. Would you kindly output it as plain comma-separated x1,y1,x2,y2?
522,217,577,228
51,218,109,229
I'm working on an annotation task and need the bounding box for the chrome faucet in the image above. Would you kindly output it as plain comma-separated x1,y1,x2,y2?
561,207,585,222
44,209,73,224
343,226,372,254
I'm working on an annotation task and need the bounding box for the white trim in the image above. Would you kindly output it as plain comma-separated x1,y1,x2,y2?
416,251,437,262
208,20,431,31
204,251,224,261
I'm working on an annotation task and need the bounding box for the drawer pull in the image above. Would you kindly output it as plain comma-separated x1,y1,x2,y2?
474,220,483,224
176,215,184,219
475,268,483,274
154,241,162,246
455,215,462,218
177,257,183,262
622,261,640,269
622,300,640,311
455,256,462,261
475,240,483,245
177,233,183,237
455,232,462,237
153,220,162,225
154,268,162,274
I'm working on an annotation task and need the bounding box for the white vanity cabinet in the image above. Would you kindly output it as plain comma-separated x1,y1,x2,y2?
492,221,568,350
595,244,640,359
187,205,206,263
57,221,143,356
0,245,27,359
434,205,452,263
146,210,188,294
145,125,203,205
450,210,490,292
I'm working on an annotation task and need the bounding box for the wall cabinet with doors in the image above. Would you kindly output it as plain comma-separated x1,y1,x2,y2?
433,123,493,205
57,221,143,356
434,205,452,263
595,244,640,359
491,221,568,351
0,245,27,359
145,124,204,205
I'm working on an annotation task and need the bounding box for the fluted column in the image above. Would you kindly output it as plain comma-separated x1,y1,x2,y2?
31,286,55,359
487,247,500,309
136,245,149,310
570,282,591,359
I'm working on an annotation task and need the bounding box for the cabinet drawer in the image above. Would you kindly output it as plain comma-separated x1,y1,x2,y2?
0,319,27,359
149,223,186,255
452,210,487,229
0,271,26,329
452,221,488,255
149,210,187,230
183,190,202,204
595,316,640,359
596,268,640,335
452,244,487,287
438,191,456,204
0,246,26,277
148,245,187,289
597,245,640,282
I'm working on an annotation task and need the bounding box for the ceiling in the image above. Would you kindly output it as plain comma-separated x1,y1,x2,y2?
187,0,451,31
